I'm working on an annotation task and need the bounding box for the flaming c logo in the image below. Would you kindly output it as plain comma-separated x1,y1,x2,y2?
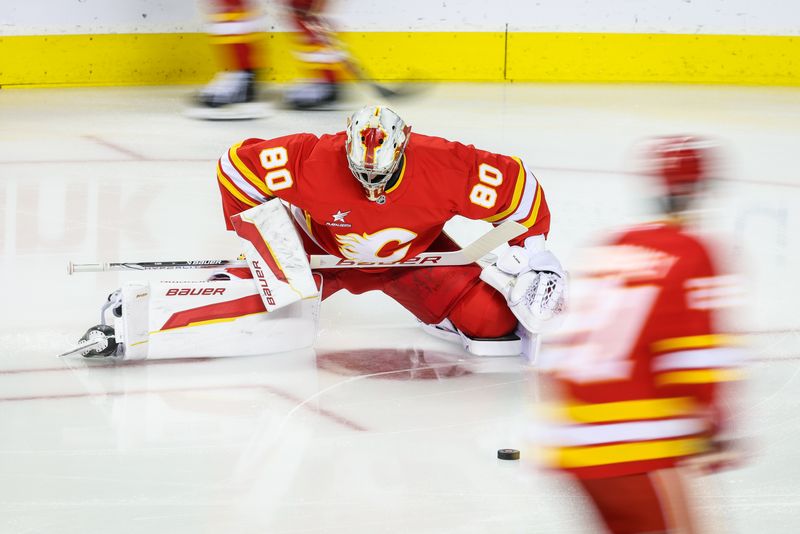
335,228,418,263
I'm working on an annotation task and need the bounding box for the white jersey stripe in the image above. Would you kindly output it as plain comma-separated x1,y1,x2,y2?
529,417,706,447
208,19,263,36
653,348,746,371
504,168,539,223
220,154,269,204
297,50,348,64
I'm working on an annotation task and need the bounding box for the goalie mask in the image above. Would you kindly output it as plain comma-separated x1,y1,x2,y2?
345,105,412,201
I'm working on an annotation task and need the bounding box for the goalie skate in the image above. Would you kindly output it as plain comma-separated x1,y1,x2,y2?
58,324,119,359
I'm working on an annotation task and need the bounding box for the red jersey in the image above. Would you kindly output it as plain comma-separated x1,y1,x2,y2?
532,222,743,479
216,132,549,264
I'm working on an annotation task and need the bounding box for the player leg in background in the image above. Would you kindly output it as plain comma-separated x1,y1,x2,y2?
283,0,345,110
576,469,702,534
195,0,262,110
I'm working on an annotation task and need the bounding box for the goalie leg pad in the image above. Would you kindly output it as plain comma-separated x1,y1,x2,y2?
105,279,319,360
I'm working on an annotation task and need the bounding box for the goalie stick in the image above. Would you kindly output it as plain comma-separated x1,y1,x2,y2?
68,220,526,274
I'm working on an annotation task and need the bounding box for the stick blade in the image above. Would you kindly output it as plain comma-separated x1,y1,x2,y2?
457,221,527,263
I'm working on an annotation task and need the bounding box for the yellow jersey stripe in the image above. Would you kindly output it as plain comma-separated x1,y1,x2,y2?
218,167,258,207
304,210,314,237
385,156,407,194
537,437,710,469
651,334,735,353
209,11,252,23
228,142,272,196
484,156,526,223
539,396,697,424
656,368,744,386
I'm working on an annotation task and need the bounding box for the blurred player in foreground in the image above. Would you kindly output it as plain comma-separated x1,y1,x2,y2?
190,0,346,118
62,105,566,362
531,137,747,533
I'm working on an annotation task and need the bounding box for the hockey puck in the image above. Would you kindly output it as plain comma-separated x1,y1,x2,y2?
497,448,520,460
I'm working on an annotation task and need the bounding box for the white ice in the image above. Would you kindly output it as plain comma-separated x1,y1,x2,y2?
0,83,798,533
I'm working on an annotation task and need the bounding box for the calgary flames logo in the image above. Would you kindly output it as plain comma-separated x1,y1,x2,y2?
335,228,418,263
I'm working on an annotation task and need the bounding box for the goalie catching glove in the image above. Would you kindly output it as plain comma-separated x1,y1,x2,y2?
480,235,567,333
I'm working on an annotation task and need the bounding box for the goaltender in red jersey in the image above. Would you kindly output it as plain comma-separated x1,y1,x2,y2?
215,105,566,358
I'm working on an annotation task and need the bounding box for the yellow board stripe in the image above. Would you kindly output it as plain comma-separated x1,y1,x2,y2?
656,368,744,386
507,32,800,85
2,32,799,87
540,396,697,424
217,167,258,207
484,156,526,223
537,437,710,469
210,34,262,45
651,334,736,353
228,142,272,196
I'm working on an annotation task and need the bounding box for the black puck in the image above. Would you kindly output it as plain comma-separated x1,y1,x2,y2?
497,448,520,460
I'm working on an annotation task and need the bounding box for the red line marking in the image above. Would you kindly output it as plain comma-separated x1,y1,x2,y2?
82,135,147,161
0,382,367,431
0,357,216,375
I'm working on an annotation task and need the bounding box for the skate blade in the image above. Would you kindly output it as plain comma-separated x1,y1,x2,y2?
184,102,272,121
57,339,104,358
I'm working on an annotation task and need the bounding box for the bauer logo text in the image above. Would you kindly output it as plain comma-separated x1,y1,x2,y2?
166,288,226,296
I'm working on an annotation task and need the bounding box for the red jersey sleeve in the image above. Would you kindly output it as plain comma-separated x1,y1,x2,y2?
451,143,550,241
216,133,318,230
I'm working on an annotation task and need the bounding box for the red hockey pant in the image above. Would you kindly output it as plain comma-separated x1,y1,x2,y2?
576,469,699,534
308,233,518,339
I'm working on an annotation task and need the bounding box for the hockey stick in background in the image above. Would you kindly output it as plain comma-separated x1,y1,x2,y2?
68,220,526,274
343,58,408,99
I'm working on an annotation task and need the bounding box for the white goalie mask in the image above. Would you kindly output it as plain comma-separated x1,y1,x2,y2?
345,105,412,201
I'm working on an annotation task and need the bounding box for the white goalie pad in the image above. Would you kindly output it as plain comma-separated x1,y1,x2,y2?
113,279,319,360
230,199,318,312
